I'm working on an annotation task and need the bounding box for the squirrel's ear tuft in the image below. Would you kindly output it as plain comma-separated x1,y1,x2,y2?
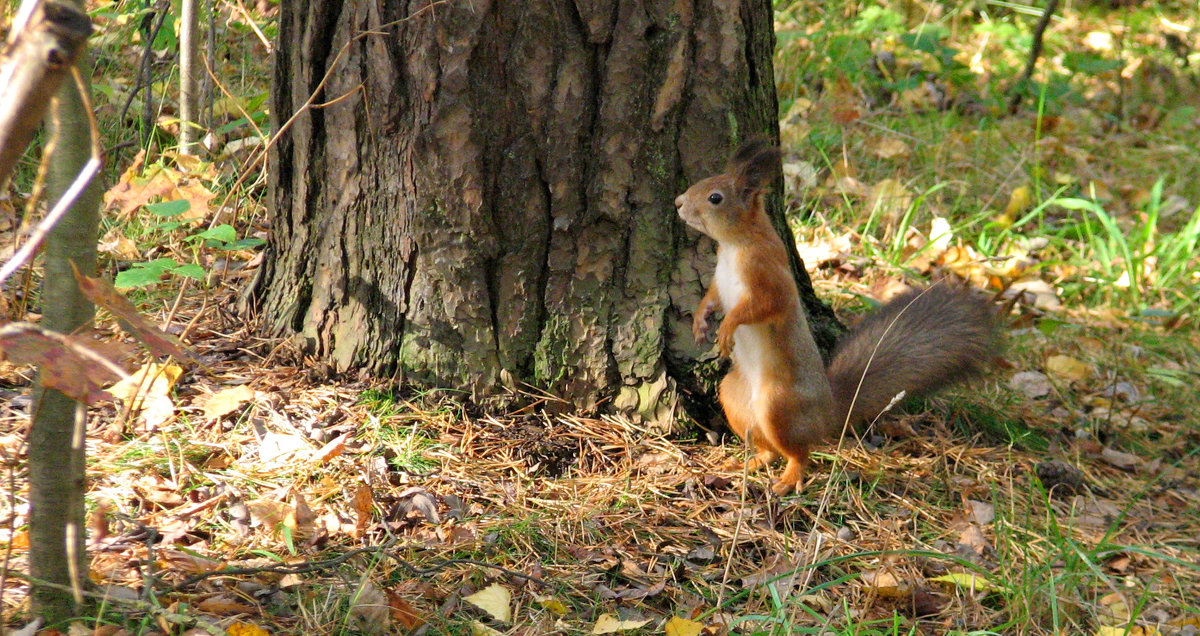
728,136,780,193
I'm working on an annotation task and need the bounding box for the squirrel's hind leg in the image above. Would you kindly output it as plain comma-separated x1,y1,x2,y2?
772,450,810,495
757,384,818,495
719,368,779,472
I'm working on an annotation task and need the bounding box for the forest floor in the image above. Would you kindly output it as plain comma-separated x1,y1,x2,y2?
2,1,1200,635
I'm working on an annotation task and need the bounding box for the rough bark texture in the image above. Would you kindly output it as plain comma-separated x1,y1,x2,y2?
29,70,100,622
255,0,839,424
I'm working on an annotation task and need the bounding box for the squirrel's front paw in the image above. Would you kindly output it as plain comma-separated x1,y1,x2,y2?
692,314,711,345
716,324,735,357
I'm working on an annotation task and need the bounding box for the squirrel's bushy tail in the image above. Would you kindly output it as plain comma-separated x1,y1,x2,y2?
826,284,999,430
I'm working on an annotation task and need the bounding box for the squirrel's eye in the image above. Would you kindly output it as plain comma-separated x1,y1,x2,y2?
707,192,724,205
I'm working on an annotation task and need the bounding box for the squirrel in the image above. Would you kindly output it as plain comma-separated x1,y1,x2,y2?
675,138,998,495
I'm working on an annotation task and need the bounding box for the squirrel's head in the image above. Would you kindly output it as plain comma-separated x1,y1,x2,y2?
675,137,780,241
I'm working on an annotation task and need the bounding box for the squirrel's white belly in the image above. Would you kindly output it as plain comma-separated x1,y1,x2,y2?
713,246,766,400
713,246,745,311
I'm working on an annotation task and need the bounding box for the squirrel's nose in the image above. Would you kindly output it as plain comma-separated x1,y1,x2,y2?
674,194,684,209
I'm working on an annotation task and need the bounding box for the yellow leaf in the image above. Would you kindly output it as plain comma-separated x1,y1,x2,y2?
929,572,1002,594
591,613,651,634
106,362,182,429
867,178,913,227
464,583,511,623
203,385,255,419
664,616,704,636
471,622,505,636
98,229,141,260
861,568,910,598
227,622,271,636
107,361,182,400
535,594,570,617
245,499,293,529
798,593,832,611
171,180,216,221
1099,591,1130,624
1045,355,1091,382
872,137,911,159
1004,185,1034,217
1096,627,1158,636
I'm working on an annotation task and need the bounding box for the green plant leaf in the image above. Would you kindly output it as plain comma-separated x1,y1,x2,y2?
116,265,165,288
220,237,266,251
172,264,206,280
146,199,191,217
192,224,238,244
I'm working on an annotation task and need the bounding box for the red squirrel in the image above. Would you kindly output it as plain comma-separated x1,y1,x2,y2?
675,138,997,495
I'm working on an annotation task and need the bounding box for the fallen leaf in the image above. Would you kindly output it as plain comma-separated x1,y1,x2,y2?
861,569,910,598
202,385,255,419
1098,591,1130,625
173,181,216,221
464,583,511,623
958,523,990,555
782,161,818,191
385,589,426,630
664,616,704,636
1046,355,1091,382
256,431,312,465
1009,371,1052,399
352,483,374,537
226,622,271,636
195,595,257,615
291,490,317,541
8,530,28,550
967,500,995,525
1100,448,1141,472
1004,185,1034,217
927,216,953,253
591,613,650,634
0,323,128,404
107,362,183,429
1008,278,1063,311
795,593,832,612
314,433,349,463
403,489,440,525
245,498,293,530
103,157,177,219
867,178,913,229
160,548,223,574
929,572,1002,594
98,229,141,260
535,594,570,617
872,137,911,159
470,622,505,636
349,580,391,634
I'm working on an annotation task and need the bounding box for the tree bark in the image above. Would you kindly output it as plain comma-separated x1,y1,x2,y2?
255,0,839,424
29,68,101,622
0,1,92,188
178,0,201,154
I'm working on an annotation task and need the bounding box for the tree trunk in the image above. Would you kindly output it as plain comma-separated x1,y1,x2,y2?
29,68,100,622
254,0,839,424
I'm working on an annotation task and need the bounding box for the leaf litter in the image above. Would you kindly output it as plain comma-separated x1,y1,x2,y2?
0,240,1198,634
